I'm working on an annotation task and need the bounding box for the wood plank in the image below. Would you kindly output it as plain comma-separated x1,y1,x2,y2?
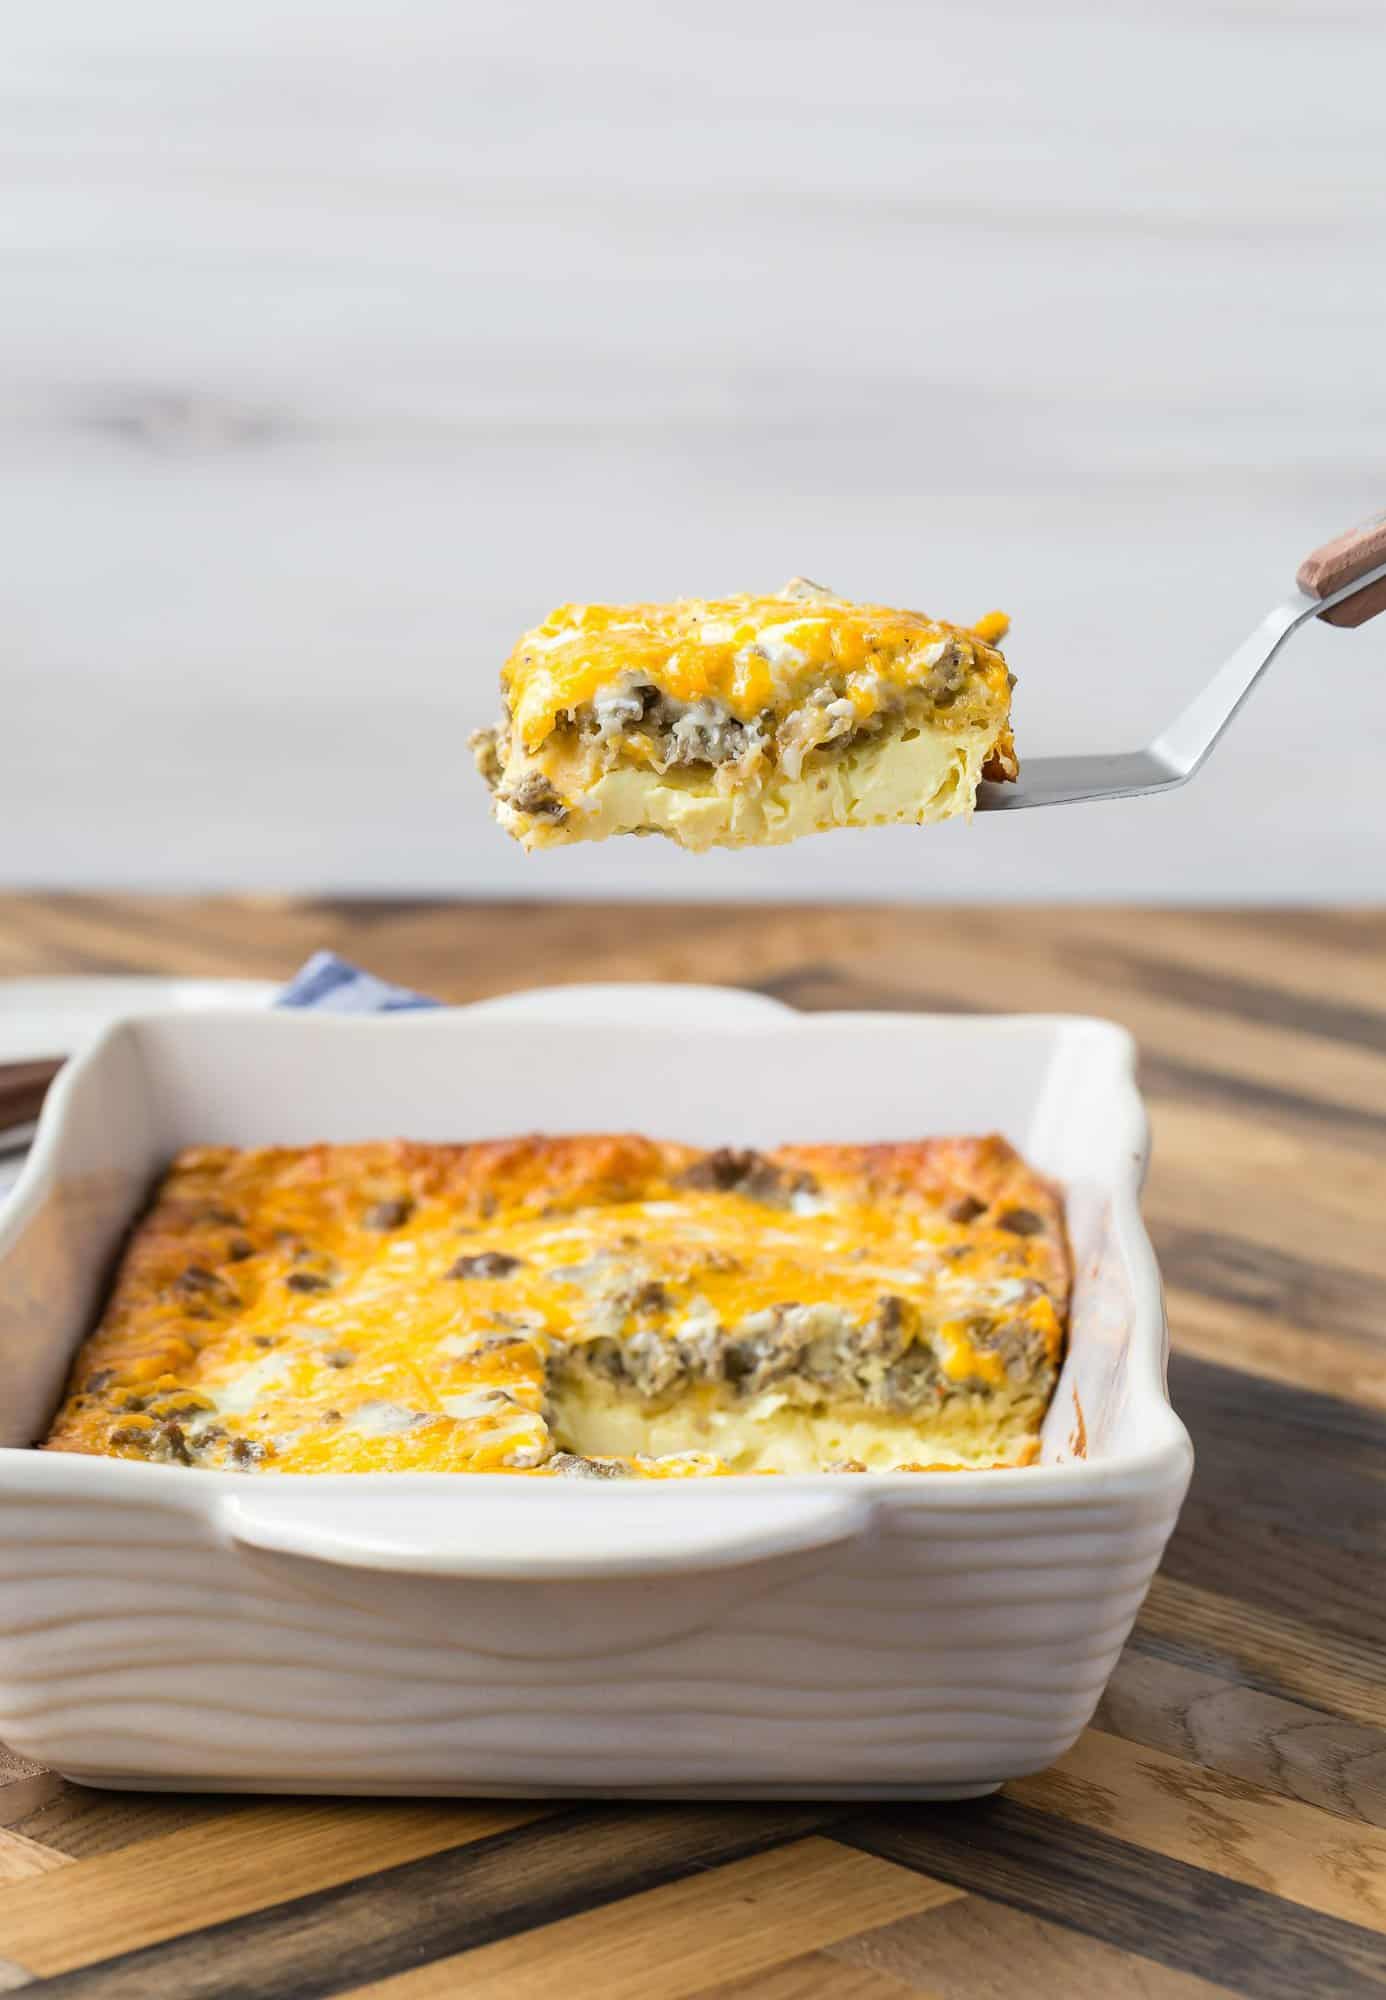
1159,1228,1386,1367
695,1952,923,1999
832,1892,1239,1999
1146,1102,1386,1284
0,894,327,985
0,1800,544,1977
1168,1349,1386,1472
1160,1368,1384,1680
1012,1729,1386,1930
1166,1354,1386,1565
345,1839,956,2000
2,1780,240,1861
839,1800,1386,1997
1143,1054,1386,1162
1162,1486,1382,1648
1137,1352,1386,1746
1138,1575,1386,1730
1049,909,1386,1022
1205,912,1386,959
0,1828,70,1887
0,1774,63,1839
1164,1288,1386,1415
1054,930,1386,1059
1096,1650,1386,1828
10,1806,833,1997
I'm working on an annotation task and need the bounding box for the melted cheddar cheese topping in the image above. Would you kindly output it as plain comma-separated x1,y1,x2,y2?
42,1134,1067,1478
504,591,1013,750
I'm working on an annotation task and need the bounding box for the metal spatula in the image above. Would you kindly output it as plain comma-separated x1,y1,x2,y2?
976,511,1386,811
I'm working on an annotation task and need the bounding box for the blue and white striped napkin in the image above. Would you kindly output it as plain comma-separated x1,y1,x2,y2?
276,951,439,1014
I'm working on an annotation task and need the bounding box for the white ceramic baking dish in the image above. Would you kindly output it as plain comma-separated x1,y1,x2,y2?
0,984,1192,1799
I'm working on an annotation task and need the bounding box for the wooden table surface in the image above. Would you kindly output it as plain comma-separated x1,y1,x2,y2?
1,896,1383,2000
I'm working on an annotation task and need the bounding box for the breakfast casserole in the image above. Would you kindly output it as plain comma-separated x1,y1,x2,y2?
471,581,1018,851
43,1134,1067,1477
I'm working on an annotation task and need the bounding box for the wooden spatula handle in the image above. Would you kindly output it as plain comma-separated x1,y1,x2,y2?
1297,512,1386,628
0,1058,64,1132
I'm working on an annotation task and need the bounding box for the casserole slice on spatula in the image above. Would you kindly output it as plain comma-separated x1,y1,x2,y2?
471,579,1017,851
473,511,1386,846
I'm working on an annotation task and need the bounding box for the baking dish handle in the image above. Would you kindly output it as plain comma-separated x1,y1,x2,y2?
220,1483,873,1658
221,1480,870,1581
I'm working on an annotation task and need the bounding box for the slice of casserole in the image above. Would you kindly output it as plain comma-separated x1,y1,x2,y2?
471,581,1017,851
42,1134,1065,1478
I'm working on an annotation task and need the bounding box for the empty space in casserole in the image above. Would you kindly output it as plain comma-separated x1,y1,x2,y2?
40,1133,1068,1479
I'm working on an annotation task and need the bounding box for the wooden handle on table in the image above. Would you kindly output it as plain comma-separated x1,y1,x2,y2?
1296,513,1386,628
0,1058,64,1132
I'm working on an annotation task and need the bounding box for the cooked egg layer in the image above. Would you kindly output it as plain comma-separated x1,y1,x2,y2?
488,720,997,853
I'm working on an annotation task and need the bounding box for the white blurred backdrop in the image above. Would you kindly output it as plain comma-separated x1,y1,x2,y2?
4,0,1384,899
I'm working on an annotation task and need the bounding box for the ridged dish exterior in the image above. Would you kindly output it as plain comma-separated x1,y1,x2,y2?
0,1478,1182,1795
0,987,1193,1795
